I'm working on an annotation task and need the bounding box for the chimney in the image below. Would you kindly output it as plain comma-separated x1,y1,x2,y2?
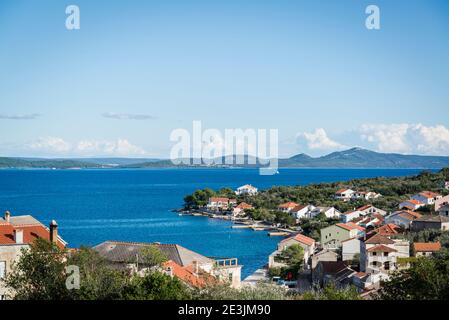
13,229,23,244
50,220,58,244
192,260,199,276
4,210,10,223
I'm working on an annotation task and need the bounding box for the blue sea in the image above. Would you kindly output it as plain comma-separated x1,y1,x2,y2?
0,168,427,278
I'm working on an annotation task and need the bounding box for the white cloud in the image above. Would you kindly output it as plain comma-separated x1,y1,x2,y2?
360,123,449,155
28,137,72,153
102,112,156,120
76,139,146,156
26,137,147,157
297,128,346,151
0,113,41,120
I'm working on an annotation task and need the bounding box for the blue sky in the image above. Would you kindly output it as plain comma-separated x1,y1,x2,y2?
1,0,449,158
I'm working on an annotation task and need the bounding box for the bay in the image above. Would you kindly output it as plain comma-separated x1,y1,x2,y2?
0,168,427,277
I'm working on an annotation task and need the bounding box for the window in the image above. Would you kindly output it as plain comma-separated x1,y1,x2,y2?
372,261,378,267
383,252,388,257
372,252,377,256
0,261,6,279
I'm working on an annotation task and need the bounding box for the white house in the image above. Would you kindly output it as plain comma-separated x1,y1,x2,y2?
207,197,237,211
277,202,298,213
291,204,318,220
399,199,425,211
356,205,387,216
342,237,362,262
340,210,363,223
335,189,355,202
360,233,410,276
235,184,258,196
411,191,442,206
232,202,253,217
316,206,341,219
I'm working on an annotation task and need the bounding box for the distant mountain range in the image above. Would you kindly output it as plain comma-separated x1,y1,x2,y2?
2,148,449,169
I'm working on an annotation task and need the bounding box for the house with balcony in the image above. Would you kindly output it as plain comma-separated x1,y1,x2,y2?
360,233,410,277
235,184,258,196
207,197,237,211
385,210,422,229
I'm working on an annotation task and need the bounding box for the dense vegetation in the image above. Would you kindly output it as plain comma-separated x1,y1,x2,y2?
184,168,449,215
0,157,103,169
1,238,366,300
378,249,449,300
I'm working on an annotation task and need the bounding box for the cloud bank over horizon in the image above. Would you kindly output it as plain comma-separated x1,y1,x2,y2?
21,137,148,157
296,123,449,157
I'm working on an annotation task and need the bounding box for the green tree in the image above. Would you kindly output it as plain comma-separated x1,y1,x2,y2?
139,245,168,267
4,238,71,300
123,272,192,300
377,250,449,300
67,247,127,300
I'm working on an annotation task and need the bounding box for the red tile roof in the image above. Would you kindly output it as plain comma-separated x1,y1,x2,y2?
357,205,373,211
278,202,298,209
162,260,217,288
291,204,307,212
370,223,403,236
282,233,315,246
413,242,442,252
335,189,352,194
418,191,441,199
0,223,65,249
209,197,230,202
364,233,395,245
407,199,424,205
236,202,253,209
336,223,365,232
346,222,366,232
367,244,397,253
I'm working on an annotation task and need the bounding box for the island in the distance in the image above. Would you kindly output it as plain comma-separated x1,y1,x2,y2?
3,147,449,169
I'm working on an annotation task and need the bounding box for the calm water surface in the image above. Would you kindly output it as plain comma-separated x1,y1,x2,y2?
0,168,426,277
